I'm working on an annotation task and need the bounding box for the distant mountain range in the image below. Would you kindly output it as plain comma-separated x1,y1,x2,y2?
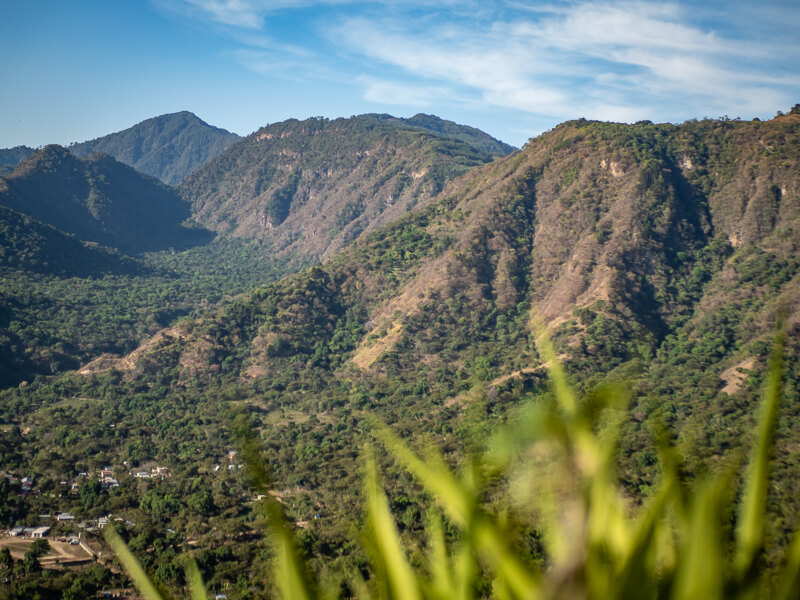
0,145,211,254
0,146,35,177
0,145,35,167
0,112,514,263
0,111,515,187
68,111,242,185
0,112,240,185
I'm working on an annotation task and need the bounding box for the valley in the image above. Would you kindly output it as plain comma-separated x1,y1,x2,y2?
0,108,799,599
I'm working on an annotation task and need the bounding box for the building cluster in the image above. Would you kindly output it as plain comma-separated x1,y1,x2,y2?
6,514,128,541
9,525,50,538
213,450,244,472
130,465,170,479
2,471,35,494
62,466,120,492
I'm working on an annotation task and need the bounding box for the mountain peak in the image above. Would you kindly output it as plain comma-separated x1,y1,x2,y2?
364,112,516,155
68,112,241,184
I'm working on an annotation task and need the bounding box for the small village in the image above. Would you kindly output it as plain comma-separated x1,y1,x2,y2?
0,462,174,568
0,450,255,554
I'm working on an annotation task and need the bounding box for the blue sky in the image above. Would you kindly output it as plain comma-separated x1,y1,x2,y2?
2,0,798,148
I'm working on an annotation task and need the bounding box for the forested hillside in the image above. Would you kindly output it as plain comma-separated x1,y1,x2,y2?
0,146,34,169
69,112,241,185
180,114,496,264
0,114,506,390
367,113,516,156
1,112,798,598
0,145,210,253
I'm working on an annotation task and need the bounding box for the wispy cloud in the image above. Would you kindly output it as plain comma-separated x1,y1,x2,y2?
154,0,800,125
332,1,799,121
155,0,469,29
356,75,458,107
233,48,340,82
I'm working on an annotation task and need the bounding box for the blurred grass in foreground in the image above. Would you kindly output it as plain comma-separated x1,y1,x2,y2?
105,327,799,599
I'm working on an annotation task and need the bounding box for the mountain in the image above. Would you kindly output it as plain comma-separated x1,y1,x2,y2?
0,205,141,386
69,111,241,185
73,113,800,544
0,145,35,176
0,145,34,167
367,113,516,156
0,145,212,253
2,111,799,595
180,114,498,263
99,113,800,384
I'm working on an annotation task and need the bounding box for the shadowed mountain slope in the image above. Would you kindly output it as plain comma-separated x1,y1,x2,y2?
0,145,211,253
0,204,137,276
0,146,35,168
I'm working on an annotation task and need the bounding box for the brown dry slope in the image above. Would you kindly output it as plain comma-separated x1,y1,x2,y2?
179,115,497,264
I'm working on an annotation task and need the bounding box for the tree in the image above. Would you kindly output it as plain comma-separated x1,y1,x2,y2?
29,539,50,558
22,550,40,574
0,546,12,568
187,490,216,517
79,478,103,510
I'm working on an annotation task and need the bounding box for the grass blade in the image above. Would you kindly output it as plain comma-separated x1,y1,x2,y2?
103,526,167,600
372,423,473,527
182,554,207,600
735,331,785,577
235,414,314,600
530,313,576,418
774,524,800,600
364,452,421,600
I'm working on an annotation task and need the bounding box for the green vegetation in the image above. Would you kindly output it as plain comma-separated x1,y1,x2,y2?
102,330,798,600
0,237,300,386
366,113,516,156
1,145,212,253
0,111,798,598
69,111,241,185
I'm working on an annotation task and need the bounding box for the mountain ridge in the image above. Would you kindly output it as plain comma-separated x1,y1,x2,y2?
180,114,498,264
84,113,800,389
365,112,516,155
68,111,241,185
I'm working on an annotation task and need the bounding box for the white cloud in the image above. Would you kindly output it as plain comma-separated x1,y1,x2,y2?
233,49,339,82
154,0,800,125
331,1,799,122
155,0,470,29
357,76,456,107
171,0,268,28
